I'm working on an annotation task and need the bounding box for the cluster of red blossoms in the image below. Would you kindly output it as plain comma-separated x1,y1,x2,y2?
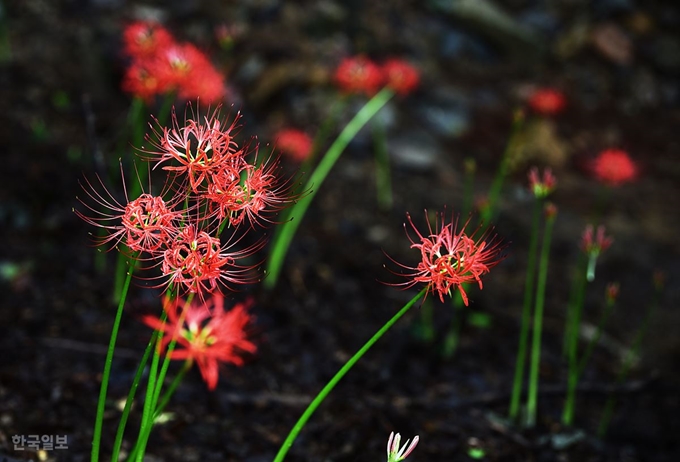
77,105,298,297
121,21,225,103
334,56,420,97
387,211,504,306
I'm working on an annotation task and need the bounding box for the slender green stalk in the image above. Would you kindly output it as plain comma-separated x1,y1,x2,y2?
598,277,662,437
525,206,556,428
110,329,161,462
563,288,616,425
481,109,524,224
152,360,191,420
132,328,163,462
509,198,542,420
264,87,395,289
372,115,392,210
131,293,192,461
562,264,589,425
91,263,135,462
563,256,588,357
273,288,426,462
576,294,616,379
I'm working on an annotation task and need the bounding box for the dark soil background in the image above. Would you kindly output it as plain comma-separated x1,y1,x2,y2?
1,1,679,461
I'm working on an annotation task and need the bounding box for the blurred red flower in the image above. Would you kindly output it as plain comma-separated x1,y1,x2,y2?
142,294,256,390
528,88,566,115
590,148,637,186
334,56,384,96
122,21,174,60
383,59,420,96
275,129,313,162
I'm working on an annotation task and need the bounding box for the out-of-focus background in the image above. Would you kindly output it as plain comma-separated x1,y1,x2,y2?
1,1,679,461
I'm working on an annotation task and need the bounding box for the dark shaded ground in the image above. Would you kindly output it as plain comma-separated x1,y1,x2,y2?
1,1,679,461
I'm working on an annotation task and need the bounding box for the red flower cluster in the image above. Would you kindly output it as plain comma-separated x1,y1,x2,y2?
274,129,313,162
142,294,256,390
77,105,299,297
387,211,504,306
590,148,637,186
334,56,420,97
528,87,566,115
121,21,225,103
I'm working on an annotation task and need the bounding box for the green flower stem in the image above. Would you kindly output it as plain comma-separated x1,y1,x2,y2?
576,296,616,380
133,294,192,462
562,263,589,426
132,327,164,462
127,359,191,462
91,263,135,462
599,279,661,437
509,198,542,421
525,208,556,428
481,110,524,224
110,328,162,462
562,291,616,426
586,253,598,282
563,256,588,357
264,88,394,289
272,288,426,462
598,303,654,437
152,360,191,420
372,115,392,210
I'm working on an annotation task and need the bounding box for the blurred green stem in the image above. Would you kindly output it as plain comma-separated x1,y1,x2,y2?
525,206,556,428
265,87,394,289
509,198,542,421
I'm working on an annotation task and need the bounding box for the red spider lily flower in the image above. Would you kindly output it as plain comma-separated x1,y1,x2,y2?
382,59,420,96
121,62,172,102
141,294,256,390
275,129,313,162
386,210,504,306
334,56,384,96
146,106,244,194
528,166,557,198
161,223,264,296
206,154,301,228
75,173,180,254
387,432,419,462
590,148,638,186
177,61,226,104
122,21,175,59
581,224,612,257
528,87,566,115
152,43,226,103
